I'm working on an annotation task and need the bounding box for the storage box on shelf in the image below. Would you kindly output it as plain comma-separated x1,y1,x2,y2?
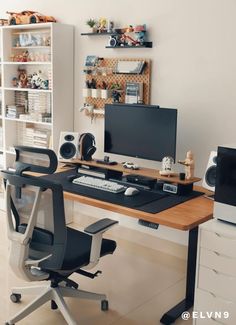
194,219,236,325
0,23,74,172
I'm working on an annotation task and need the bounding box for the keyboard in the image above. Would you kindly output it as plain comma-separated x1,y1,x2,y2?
72,176,127,194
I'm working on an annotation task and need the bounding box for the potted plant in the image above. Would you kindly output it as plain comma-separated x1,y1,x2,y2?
100,81,110,99
82,80,92,97
86,19,97,33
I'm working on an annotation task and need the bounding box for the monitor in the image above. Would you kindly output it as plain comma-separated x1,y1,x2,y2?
104,104,177,162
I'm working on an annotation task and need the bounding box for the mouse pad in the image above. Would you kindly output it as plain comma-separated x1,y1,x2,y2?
41,170,204,214
40,170,167,209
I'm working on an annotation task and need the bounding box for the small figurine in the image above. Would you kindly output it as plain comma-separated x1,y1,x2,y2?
12,77,18,87
18,68,28,88
110,82,122,102
80,103,94,113
107,20,114,33
159,156,175,176
178,151,195,180
22,50,29,62
112,90,121,103
98,18,107,33
30,70,49,89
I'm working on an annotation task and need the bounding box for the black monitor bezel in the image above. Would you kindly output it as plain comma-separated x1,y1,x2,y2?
104,103,177,162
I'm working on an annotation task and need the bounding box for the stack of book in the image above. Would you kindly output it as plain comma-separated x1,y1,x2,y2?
6,105,25,119
33,129,50,148
17,124,50,149
15,91,27,108
0,153,3,170
0,92,2,115
0,127,3,149
28,92,51,122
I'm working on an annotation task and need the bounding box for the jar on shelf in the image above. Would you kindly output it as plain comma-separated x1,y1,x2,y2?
82,88,92,97
101,89,110,99
92,88,101,98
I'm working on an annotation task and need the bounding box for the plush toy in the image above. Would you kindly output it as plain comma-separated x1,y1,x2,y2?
30,70,49,89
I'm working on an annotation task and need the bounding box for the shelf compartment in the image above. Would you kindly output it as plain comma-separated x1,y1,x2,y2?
3,63,52,90
81,32,115,36
5,90,52,124
5,121,52,153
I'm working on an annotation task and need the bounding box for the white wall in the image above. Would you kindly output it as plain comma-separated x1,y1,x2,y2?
1,0,236,245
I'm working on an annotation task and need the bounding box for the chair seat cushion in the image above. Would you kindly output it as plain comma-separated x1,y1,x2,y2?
62,227,116,270
18,223,116,271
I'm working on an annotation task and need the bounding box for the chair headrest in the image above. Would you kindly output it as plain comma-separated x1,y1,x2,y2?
14,146,58,176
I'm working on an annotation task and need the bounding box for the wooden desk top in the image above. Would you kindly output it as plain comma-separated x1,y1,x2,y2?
30,166,213,231
57,166,213,231
63,187,213,231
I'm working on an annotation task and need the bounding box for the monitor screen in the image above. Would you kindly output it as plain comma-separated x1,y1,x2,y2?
104,104,177,162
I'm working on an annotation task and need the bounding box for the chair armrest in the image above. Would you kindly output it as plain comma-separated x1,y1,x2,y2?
84,218,118,234
83,218,118,269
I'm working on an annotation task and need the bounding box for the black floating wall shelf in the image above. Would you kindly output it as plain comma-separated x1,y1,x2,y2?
81,32,153,49
81,32,114,36
106,42,152,49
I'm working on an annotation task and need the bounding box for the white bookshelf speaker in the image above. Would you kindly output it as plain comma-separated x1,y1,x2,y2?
58,132,80,160
202,151,217,191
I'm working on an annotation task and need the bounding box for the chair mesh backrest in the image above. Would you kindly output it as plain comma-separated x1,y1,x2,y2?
1,147,67,281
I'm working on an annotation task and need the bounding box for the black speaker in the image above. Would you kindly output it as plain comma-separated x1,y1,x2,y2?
58,132,79,160
202,151,217,191
79,133,96,161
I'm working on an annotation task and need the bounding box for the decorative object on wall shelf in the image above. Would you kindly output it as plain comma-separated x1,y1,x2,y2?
83,17,115,35
81,23,153,49
86,18,97,33
81,57,151,119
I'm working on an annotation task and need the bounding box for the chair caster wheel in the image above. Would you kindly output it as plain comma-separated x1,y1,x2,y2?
10,293,21,303
101,299,109,311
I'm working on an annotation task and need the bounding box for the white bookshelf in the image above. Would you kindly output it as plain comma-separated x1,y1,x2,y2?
0,23,74,209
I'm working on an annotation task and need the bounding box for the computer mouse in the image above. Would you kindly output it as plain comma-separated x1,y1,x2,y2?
124,187,140,196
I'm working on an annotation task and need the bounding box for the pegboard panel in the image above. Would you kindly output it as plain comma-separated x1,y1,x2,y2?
84,58,151,118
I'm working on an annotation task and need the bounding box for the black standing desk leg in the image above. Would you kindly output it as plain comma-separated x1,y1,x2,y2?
160,226,199,325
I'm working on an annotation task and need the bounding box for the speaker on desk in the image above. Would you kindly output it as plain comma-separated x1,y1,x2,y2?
202,151,217,191
58,132,80,160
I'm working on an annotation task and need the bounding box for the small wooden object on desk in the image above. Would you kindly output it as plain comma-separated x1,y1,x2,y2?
178,150,195,180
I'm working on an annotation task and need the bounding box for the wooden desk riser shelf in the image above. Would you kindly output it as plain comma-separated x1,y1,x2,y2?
84,57,151,118
60,158,201,185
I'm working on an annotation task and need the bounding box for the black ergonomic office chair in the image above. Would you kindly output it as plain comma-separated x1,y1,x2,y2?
2,146,118,325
